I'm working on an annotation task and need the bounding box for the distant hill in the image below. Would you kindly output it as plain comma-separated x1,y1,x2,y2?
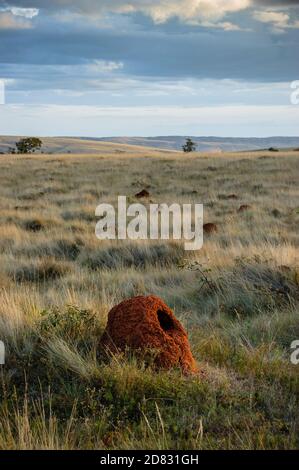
1,135,299,154
0,136,172,155
91,136,299,152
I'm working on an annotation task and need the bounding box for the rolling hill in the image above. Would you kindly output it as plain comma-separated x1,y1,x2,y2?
93,136,299,152
1,135,299,154
0,136,174,155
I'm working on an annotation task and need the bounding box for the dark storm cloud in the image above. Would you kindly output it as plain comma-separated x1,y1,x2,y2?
1,20,298,83
0,0,299,91
257,1,299,4
2,0,299,18
4,0,299,9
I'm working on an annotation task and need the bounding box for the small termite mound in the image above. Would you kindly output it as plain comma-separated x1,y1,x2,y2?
203,223,218,234
135,189,150,199
238,204,252,213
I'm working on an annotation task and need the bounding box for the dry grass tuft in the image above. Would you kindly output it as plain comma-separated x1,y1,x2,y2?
11,259,70,283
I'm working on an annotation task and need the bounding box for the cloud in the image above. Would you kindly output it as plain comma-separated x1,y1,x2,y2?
200,21,244,31
1,17,298,83
0,5,39,29
253,9,299,33
5,71,291,108
1,0,298,137
3,1,252,29
1,1,299,99
4,0,299,31
0,11,33,29
2,103,299,137
88,60,124,73
9,7,39,19
255,1,299,6
118,0,252,26
253,10,290,28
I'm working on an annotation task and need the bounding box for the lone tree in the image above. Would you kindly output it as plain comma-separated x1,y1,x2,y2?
16,137,42,154
182,138,197,153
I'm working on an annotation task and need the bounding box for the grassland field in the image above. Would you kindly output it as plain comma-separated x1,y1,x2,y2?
0,148,298,449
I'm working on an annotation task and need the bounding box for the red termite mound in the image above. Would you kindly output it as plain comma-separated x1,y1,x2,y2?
238,204,252,213
135,189,150,198
100,295,198,374
203,223,218,234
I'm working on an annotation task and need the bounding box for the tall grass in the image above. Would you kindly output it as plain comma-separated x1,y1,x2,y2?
0,150,298,449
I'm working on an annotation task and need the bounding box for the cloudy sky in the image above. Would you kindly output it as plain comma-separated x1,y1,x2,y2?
0,0,299,136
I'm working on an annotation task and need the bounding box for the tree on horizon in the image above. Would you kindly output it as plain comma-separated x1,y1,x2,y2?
182,138,197,153
15,137,43,154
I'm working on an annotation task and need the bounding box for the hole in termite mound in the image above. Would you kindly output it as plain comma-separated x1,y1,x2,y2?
157,309,175,332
